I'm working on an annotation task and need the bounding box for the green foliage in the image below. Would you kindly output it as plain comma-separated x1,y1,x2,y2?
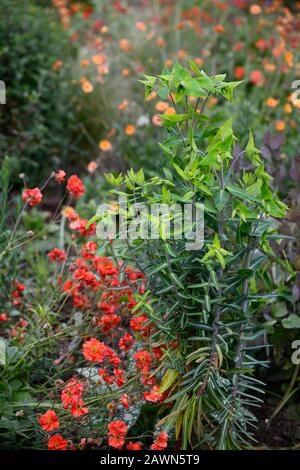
104,62,287,449
0,0,79,182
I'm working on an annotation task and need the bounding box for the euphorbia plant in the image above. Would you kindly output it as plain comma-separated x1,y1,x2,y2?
102,62,287,450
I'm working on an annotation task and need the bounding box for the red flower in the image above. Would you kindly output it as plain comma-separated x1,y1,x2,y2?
82,338,108,362
48,434,68,450
134,350,152,373
114,368,126,387
234,66,245,80
48,248,66,263
0,313,8,321
54,170,66,184
250,70,264,87
144,385,164,403
70,399,89,417
120,393,129,409
99,314,121,333
126,442,143,450
151,431,168,450
108,420,128,449
119,332,134,351
39,410,59,432
67,175,85,199
61,378,84,409
82,241,97,260
130,314,149,332
22,188,43,206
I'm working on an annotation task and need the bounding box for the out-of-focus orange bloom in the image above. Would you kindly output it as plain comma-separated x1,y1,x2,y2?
122,68,130,76
284,103,292,114
264,62,276,73
125,125,136,136
177,49,188,59
119,39,132,52
52,60,63,71
275,120,285,131
250,4,262,15
99,140,112,151
176,22,185,30
233,42,243,52
213,24,224,33
92,54,106,65
250,70,264,86
136,21,146,31
81,80,93,93
194,57,203,66
118,100,129,110
266,97,279,108
202,49,210,57
164,107,175,115
80,59,90,68
284,51,293,67
234,66,245,80
101,26,108,34
156,38,166,47
164,59,173,67
155,102,169,112
107,128,116,138
147,31,156,41
98,65,109,75
87,161,98,173
272,47,283,59
207,96,218,108
152,115,162,126
255,38,268,50
146,91,157,101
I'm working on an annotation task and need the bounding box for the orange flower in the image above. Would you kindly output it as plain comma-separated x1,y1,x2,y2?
266,97,279,108
214,24,224,33
81,80,93,93
92,54,106,65
250,4,261,15
156,37,166,47
136,21,146,31
52,60,63,71
152,114,162,126
275,121,285,131
194,57,203,66
177,49,187,59
264,62,276,73
275,120,285,131
164,106,175,115
118,99,129,110
284,103,292,114
80,59,90,68
125,124,136,136
98,65,109,75
250,70,264,86
122,68,130,76
87,161,98,173
164,58,173,67
119,39,132,52
284,51,293,68
155,101,169,112
146,91,157,101
99,140,112,151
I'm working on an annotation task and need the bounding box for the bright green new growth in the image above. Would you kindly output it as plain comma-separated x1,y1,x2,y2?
105,62,287,449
